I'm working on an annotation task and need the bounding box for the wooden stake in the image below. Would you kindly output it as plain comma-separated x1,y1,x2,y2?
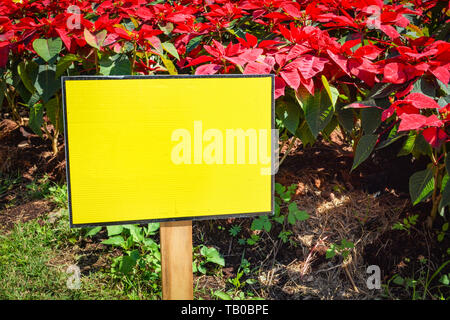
160,220,193,300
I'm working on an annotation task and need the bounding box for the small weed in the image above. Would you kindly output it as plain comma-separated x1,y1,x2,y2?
392,214,419,234
326,239,355,261
193,245,225,275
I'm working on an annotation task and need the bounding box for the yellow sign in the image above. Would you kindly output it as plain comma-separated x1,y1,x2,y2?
62,75,274,227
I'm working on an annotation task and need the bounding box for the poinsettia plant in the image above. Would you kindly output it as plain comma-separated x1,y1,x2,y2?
0,0,449,220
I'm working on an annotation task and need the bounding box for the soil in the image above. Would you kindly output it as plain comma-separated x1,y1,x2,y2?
1,119,449,299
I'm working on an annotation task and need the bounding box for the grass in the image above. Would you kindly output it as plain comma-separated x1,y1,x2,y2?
0,209,127,299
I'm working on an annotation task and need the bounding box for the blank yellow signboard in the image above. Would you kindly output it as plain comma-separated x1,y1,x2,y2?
62,75,274,227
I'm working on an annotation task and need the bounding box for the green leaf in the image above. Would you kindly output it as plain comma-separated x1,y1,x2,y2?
412,134,432,157
287,202,309,224
145,223,160,235
17,61,36,94
409,168,434,205
126,225,144,243
326,245,336,259
321,75,339,107
397,132,416,156
439,174,450,211
300,88,334,138
393,275,405,286
85,226,102,237
56,54,81,78
351,134,378,171
251,215,271,232
341,239,354,249
29,103,44,136
200,246,225,266
439,274,449,285
99,54,131,76
186,36,203,54
34,64,60,103
295,120,316,146
161,54,178,75
44,97,62,131
106,225,124,236
84,29,107,50
32,38,62,62
367,82,404,99
0,79,6,108
273,214,284,224
446,153,450,175
276,97,300,135
119,255,137,274
275,183,286,195
214,291,232,300
361,108,381,134
101,235,125,246
411,76,436,97
336,106,354,133
162,42,180,60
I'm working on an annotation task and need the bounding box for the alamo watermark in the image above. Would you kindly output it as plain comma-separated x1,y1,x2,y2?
366,265,381,290
171,121,279,175
66,264,81,290
66,5,81,30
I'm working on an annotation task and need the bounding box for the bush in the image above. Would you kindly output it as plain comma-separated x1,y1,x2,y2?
1,0,449,219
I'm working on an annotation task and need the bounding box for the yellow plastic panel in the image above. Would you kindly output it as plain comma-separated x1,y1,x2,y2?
63,75,273,227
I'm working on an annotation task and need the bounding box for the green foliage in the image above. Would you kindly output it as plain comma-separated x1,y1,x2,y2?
98,223,162,298
228,225,241,237
0,211,123,299
325,239,354,261
193,245,225,275
213,255,261,300
351,134,378,171
384,257,450,300
392,215,419,234
247,183,309,246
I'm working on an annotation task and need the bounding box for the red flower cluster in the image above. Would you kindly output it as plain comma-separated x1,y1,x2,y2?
0,0,449,148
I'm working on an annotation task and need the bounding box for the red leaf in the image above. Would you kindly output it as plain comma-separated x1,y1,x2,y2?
245,33,258,47
0,42,9,68
327,50,349,75
424,114,444,127
185,55,214,68
380,24,400,40
353,45,383,60
404,93,441,109
383,62,408,84
136,7,155,21
274,77,286,99
282,3,302,18
195,64,221,75
429,66,450,85
347,103,382,109
382,105,396,121
296,54,328,79
398,113,428,131
280,67,300,90
244,61,271,74
422,127,448,148
286,44,311,61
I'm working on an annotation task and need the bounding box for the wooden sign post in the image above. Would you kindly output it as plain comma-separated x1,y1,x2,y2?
160,221,193,300
62,75,274,300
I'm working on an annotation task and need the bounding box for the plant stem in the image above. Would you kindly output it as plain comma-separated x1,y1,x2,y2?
279,136,297,167
430,158,442,224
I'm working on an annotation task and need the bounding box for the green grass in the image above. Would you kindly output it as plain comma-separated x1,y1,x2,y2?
0,206,126,299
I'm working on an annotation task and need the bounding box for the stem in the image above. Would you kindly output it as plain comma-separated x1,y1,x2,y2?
131,41,137,75
430,155,442,223
279,136,297,167
52,135,59,156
